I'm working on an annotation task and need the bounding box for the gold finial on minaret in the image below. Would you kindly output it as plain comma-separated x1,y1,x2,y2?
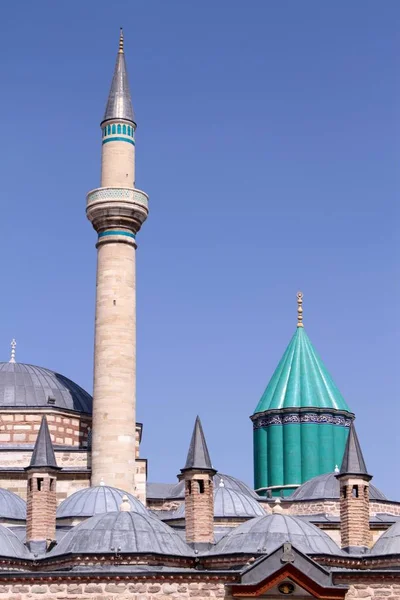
297,292,304,328
119,28,124,53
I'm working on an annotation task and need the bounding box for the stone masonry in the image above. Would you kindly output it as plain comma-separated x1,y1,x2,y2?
340,476,371,549
183,472,215,544
26,471,57,543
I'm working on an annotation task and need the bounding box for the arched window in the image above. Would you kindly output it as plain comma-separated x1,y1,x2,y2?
107,125,111,135
117,124,121,134
127,126,131,136
122,125,126,134
112,124,116,134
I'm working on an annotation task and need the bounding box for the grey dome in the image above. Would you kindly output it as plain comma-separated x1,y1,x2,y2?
0,363,92,413
57,486,147,519
168,474,258,500
0,489,26,520
50,511,192,557
0,524,30,558
210,513,341,556
371,522,400,555
172,487,265,520
290,472,386,501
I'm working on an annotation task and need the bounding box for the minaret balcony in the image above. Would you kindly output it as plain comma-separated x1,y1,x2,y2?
86,187,149,234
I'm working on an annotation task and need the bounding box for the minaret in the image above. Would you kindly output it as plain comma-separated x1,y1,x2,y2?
86,30,149,493
179,416,216,545
336,422,372,553
25,416,60,549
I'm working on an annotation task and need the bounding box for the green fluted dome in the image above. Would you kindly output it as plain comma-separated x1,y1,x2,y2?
254,327,350,413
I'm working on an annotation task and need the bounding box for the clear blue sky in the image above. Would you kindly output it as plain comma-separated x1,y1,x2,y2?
0,2,399,496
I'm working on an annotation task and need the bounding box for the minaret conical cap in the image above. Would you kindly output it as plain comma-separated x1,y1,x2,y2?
102,28,135,125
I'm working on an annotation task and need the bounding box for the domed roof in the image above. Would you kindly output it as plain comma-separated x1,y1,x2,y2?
0,524,30,558
0,489,26,520
210,513,341,556
56,486,147,519
254,327,351,413
168,473,259,500
290,472,386,501
371,522,400,555
0,363,92,413
50,511,192,557
172,486,265,520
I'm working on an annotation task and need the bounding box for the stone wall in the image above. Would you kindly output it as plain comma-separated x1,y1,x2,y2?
0,412,91,448
345,583,400,598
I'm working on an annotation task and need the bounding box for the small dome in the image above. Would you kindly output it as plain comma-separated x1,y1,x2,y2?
371,522,400,555
50,511,192,557
0,489,26,520
167,473,258,500
56,486,147,519
0,524,30,558
290,472,386,501
172,487,265,520
0,363,92,413
210,513,341,555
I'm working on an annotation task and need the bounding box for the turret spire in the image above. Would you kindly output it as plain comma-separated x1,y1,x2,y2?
29,416,59,470
183,416,213,471
338,422,370,478
102,29,135,124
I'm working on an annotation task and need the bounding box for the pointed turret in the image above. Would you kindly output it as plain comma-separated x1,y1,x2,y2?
338,422,370,478
25,416,59,549
252,292,354,498
179,417,216,545
336,423,372,553
102,28,135,125
29,416,59,470
183,415,213,471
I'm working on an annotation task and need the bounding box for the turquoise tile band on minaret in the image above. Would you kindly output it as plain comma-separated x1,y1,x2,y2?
102,137,135,145
98,230,136,239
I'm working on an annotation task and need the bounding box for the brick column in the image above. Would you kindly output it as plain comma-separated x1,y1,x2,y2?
339,475,371,551
26,470,58,545
180,470,215,544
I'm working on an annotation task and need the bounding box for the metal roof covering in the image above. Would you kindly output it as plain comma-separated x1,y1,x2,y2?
338,422,370,477
0,489,26,520
148,474,259,501
0,362,92,413
102,30,135,124
371,521,400,555
290,472,386,501
28,416,59,469
209,513,342,556
171,486,265,520
50,511,192,557
183,416,213,471
0,524,30,558
56,486,147,519
254,327,351,413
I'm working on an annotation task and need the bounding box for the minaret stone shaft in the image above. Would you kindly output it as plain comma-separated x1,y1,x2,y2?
87,30,149,493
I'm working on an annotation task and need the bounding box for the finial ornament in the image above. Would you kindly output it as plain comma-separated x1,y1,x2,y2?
119,28,124,53
9,339,16,364
119,494,131,512
297,292,304,328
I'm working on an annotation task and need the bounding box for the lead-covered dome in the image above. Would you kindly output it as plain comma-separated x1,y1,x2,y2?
57,486,147,519
0,524,30,558
371,522,400,555
166,473,258,500
290,472,386,501
0,489,26,520
171,486,265,520
50,511,192,557
210,513,341,556
0,363,92,413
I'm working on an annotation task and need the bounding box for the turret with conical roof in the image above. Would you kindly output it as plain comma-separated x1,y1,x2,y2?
86,30,149,494
251,293,354,497
179,417,216,545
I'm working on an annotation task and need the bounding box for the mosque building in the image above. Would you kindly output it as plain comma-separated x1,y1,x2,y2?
0,30,398,599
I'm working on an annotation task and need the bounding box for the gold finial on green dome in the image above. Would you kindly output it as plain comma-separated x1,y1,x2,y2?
297,291,304,328
119,28,124,53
